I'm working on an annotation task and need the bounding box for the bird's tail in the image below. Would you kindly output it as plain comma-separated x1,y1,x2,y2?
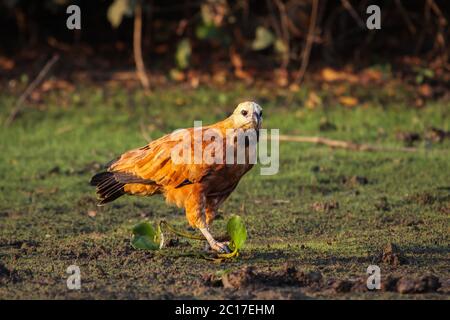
90,172,125,205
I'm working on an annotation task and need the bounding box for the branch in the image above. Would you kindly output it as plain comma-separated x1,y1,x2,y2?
133,0,150,92
278,135,417,153
4,54,59,127
341,0,365,28
293,0,319,84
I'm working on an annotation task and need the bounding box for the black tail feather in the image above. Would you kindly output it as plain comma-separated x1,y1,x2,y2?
90,172,125,205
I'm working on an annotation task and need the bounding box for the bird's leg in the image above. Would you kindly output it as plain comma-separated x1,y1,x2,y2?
200,227,231,254
184,185,230,253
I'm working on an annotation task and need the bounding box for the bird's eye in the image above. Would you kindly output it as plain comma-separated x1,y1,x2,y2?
241,110,248,116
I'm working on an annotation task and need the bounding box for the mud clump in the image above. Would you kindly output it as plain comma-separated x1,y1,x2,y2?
377,243,408,267
329,279,353,293
437,278,450,294
396,275,441,294
297,271,323,287
381,275,441,294
202,273,224,288
221,266,258,289
381,275,400,291
282,263,323,288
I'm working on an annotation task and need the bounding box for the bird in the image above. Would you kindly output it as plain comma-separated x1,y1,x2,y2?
90,101,263,253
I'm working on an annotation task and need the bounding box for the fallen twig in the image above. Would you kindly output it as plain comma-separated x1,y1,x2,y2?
278,134,418,152
5,54,59,126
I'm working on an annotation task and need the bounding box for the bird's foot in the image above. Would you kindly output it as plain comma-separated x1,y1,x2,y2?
205,240,231,253
200,227,231,253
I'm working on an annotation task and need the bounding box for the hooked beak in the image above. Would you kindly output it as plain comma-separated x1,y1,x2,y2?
253,112,262,129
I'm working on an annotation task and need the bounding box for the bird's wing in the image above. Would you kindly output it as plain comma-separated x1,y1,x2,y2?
107,128,218,188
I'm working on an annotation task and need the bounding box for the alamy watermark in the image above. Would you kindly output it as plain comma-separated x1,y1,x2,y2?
366,265,381,290
168,121,279,175
366,5,381,30
66,5,81,30
66,265,81,290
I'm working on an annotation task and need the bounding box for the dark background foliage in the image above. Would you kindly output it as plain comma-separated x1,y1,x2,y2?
1,0,448,81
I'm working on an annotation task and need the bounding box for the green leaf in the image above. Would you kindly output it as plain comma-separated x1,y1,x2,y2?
196,24,220,40
175,38,192,70
107,0,132,28
251,26,274,51
274,39,288,54
131,222,160,250
200,3,215,26
226,215,247,250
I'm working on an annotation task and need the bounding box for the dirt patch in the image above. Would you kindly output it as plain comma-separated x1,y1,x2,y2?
396,275,441,294
204,264,446,296
376,243,408,267
381,275,442,294
328,279,353,293
437,278,450,294
205,264,323,290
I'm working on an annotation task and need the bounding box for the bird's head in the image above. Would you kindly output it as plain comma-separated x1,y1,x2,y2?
230,101,263,131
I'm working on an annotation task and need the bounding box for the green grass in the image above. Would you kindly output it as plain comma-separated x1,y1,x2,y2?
0,85,449,299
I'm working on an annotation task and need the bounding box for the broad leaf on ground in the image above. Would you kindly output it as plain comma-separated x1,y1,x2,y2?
131,221,160,250
226,215,247,250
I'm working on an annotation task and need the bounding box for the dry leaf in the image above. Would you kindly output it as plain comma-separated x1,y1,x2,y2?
306,91,322,109
418,84,433,98
321,67,358,83
230,47,243,70
360,68,383,83
0,56,15,70
187,71,200,88
169,69,185,82
338,96,359,107
274,68,288,87
289,83,300,92
230,47,253,81
212,70,227,85
41,79,74,92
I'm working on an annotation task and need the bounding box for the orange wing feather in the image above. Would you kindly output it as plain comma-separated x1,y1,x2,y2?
91,117,255,228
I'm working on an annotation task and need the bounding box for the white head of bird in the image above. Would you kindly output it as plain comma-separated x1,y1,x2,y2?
231,101,263,130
